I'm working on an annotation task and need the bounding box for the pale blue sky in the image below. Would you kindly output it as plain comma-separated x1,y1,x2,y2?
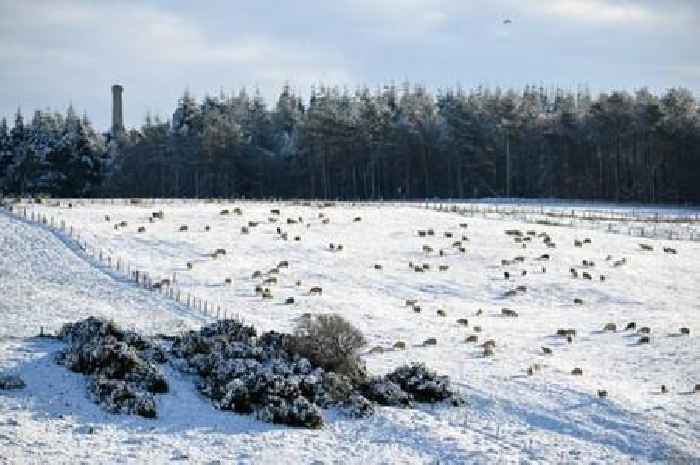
1,0,698,130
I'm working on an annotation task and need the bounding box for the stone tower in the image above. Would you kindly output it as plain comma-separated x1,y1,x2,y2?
111,84,124,134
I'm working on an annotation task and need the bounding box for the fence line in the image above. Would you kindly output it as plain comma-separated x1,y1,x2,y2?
2,203,227,323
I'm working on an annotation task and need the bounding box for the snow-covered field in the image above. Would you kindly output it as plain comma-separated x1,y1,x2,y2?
1,199,698,464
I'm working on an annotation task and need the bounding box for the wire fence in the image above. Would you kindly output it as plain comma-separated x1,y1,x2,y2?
1,203,231,322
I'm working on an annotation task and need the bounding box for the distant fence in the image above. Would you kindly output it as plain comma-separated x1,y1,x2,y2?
424,202,700,241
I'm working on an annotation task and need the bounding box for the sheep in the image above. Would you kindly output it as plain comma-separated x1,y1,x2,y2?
638,336,650,344
271,209,281,215
252,270,262,279
504,271,510,280
483,347,495,357
414,266,424,273
438,265,449,272
268,268,279,275
639,243,654,251
613,258,627,267
233,207,242,215
152,211,164,219
296,280,302,287
503,289,518,297
204,225,210,232
459,223,468,228
427,228,435,236
287,218,297,224
603,323,616,331
241,226,249,234
574,239,583,248
459,247,467,253
186,262,193,270
680,327,690,335
405,299,417,307
353,216,362,222
444,232,453,238
514,256,525,263
661,385,668,394
461,235,469,241
583,238,591,244
473,325,482,332
571,368,583,376
224,278,232,285
570,268,579,278
502,259,513,266
137,226,146,233
573,298,584,305
556,328,576,337
582,272,592,280
262,289,274,300
456,318,468,326
600,275,606,281
465,335,478,343
475,309,483,316
694,384,700,393
439,249,444,257
179,225,188,232
263,277,278,285
515,285,527,293
393,341,407,350
220,209,230,215
294,236,301,241
119,220,128,227
542,266,547,273
436,309,446,317
663,247,677,254
413,306,422,313
278,260,289,268
501,308,518,317
526,364,542,376
423,337,437,346
526,230,536,236
537,254,550,261
542,347,552,355
505,229,522,236
597,390,607,398
546,242,556,248
521,270,527,276
422,244,434,254
421,263,430,271
638,327,651,334
309,286,323,296
105,215,111,221
625,322,636,331
215,248,226,256
255,285,263,295
582,259,595,267
285,297,295,305
483,339,496,349
322,218,330,224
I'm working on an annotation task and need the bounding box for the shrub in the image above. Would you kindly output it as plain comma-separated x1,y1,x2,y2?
55,317,168,418
288,314,367,383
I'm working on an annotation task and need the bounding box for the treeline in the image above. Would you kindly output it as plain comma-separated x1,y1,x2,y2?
2,83,699,203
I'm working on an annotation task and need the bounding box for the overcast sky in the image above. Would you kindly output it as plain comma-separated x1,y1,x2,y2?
1,0,698,130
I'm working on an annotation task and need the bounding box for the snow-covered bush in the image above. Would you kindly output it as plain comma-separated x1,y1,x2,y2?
386,363,464,405
55,317,168,418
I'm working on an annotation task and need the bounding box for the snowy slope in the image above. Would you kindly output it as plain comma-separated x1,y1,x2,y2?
1,201,698,465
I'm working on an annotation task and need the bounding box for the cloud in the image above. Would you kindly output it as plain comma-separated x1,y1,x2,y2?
0,0,698,129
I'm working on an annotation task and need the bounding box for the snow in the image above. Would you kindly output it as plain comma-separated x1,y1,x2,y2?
1,200,699,464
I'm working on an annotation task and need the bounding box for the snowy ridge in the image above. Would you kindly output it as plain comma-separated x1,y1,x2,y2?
1,201,699,464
